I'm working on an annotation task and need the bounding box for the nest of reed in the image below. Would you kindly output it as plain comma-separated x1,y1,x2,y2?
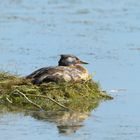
0,72,113,112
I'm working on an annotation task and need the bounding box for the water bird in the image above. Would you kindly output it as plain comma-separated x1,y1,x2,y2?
26,54,90,84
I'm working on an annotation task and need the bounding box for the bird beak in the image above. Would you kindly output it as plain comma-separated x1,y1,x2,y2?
78,60,89,64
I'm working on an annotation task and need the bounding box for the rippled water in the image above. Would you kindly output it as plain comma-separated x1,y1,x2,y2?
0,0,140,139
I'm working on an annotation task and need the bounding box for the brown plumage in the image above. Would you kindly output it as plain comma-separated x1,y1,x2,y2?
26,54,90,84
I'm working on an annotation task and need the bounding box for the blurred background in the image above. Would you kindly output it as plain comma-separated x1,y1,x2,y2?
0,0,140,140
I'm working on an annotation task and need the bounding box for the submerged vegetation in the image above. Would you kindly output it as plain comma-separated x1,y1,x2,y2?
0,72,113,112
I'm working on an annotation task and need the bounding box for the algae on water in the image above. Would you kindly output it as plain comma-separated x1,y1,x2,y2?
0,72,113,112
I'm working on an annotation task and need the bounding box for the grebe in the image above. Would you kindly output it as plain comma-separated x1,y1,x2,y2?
26,54,90,84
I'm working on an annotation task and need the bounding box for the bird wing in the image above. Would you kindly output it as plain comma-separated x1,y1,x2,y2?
26,67,53,79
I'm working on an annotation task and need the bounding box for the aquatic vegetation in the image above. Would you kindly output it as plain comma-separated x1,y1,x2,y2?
0,72,113,112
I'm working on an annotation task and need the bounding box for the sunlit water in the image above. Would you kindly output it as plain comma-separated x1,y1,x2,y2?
0,0,140,139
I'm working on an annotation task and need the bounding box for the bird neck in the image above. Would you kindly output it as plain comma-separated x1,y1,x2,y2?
71,65,88,73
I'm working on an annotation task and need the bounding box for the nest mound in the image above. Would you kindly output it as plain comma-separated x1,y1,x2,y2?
0,72,113,112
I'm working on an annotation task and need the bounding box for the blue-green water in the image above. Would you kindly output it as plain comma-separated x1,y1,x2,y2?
0,0,140,139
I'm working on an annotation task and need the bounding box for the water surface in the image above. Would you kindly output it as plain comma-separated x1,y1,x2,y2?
0,0,140,139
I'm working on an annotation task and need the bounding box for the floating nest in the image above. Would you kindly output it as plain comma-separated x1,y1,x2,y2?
0,72,113,112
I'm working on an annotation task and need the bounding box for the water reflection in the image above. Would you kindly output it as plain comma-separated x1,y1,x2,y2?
29,110,89,135
30,99,99,135
0,105,90,135
0,99,98,135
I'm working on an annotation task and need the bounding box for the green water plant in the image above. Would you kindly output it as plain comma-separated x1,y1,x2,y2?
0,72,113,112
